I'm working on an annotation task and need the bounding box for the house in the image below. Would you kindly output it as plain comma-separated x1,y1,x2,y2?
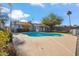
70,26,79,35
29,23,50,32
11,21,32,32
11,22,50,32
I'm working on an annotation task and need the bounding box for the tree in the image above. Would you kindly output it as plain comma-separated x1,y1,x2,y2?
67,10,72,27
41,13,63,31
8,3,13,32
0,30,10,55
0,3,13,29
0,19,5,24
0,15,8,29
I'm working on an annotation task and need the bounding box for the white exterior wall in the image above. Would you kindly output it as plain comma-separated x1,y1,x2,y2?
76,29,79,35
72,29,76,35
72,28,79,35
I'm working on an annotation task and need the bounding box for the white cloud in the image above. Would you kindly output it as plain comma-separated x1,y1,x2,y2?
50,3,58,5
0,7,10,13
61,3,74,6
29,3,45,7
9,10,30,21
75,3,79,7
50,3,64,7
20,19,28,22
32,20,41,24
50,3,75,7
65,3,79,7
24,14,30,17
27,0,44,3
1,0,79,3
50,3,70,6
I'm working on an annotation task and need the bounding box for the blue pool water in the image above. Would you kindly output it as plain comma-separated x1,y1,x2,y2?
23,32,63,37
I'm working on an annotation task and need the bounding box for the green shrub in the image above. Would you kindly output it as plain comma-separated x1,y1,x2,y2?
0,30,17,56
0,30,10,56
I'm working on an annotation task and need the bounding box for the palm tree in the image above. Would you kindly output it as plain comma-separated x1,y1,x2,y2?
0,4,7,29
41,13,63,31
67,10,72,28
8,3,13,31
0,3,13,29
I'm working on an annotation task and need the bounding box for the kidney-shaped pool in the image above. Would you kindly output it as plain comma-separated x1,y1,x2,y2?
23,32,63,37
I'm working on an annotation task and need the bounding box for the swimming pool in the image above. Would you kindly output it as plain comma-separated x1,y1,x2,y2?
23,32,63,37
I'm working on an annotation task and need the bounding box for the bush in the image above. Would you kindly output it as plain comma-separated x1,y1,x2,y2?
0,30,10,55
0,30,16,56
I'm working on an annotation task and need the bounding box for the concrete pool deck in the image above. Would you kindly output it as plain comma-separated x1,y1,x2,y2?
13,33,77,56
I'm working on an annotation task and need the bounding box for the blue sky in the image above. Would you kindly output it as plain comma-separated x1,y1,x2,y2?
2,3,79,26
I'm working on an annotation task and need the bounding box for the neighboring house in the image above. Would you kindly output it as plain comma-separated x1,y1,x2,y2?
11,21,21,32
29,23,50,32
11,21,32,32
11,21,79,33
11,22,50,32
70,26,79,35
